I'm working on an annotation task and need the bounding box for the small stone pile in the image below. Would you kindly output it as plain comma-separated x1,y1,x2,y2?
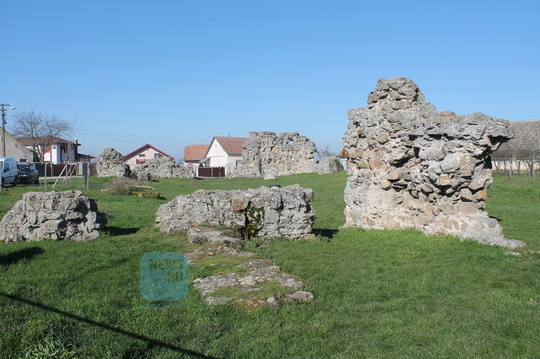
0,190,107,243
342,77,525,249
155,185,315,240
231,132,318,178
131,157,195,181
96,148,131,178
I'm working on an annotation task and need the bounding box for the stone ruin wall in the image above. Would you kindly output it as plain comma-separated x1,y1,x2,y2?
231,132,317,178
96,148,131,178
0,190,106,243
155,185,315,240
131,157,195,181
342,77,525,248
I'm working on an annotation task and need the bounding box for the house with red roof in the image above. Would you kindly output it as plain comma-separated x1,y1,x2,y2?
123,144,174,165
200,136,248,176
183,144,209,168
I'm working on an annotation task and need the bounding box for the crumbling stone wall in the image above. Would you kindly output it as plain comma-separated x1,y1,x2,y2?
96,148,131,178
0,190,107,243
231,132,317,178
131,157,195,181
155,185,315,239
342,77,525,248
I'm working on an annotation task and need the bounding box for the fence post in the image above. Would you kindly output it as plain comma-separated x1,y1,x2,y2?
44,163,48,191
85,162,90,190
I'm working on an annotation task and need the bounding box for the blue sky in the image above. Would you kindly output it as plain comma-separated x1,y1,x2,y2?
2,0,539,160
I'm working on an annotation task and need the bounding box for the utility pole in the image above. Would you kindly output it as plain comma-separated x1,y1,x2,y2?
1,103,16,157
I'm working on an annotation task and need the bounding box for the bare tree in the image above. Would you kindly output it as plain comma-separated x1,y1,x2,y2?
494,120,540,175
9,111,73,162
318,145,339,158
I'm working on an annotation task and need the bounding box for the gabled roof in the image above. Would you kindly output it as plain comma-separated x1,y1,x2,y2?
184,144,209,162
123,143,173,160
212,136,248,156
17,136,79,146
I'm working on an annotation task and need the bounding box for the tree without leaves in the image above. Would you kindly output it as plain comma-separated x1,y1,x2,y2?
493,120,540,174
10,111,73,162
318,145,339,158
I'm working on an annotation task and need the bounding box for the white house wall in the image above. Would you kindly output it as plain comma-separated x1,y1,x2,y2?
206,140,229,167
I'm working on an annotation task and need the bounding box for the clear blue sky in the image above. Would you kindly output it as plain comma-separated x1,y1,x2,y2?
3,0,539,160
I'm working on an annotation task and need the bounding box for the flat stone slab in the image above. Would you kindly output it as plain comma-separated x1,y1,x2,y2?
187,245,314,310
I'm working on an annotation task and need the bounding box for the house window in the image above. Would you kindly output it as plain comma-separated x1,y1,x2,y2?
154,153,162,158
139,154,146,157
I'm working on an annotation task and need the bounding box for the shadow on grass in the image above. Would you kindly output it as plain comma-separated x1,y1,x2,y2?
0,247,45,266
313,228,339,239
0,291,221,359
106,227,140,236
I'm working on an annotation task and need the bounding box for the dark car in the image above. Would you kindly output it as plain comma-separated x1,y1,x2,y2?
17,163,40,184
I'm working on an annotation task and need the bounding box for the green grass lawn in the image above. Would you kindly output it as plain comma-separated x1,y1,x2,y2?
0,173,539,358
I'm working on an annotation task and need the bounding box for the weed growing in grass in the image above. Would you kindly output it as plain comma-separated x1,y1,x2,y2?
24,338,77,359
105,177,140,195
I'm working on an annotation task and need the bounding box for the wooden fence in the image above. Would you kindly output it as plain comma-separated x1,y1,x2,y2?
197,167,225,178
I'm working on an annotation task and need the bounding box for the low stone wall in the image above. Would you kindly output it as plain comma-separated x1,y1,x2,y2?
342,77,525,249
231,131,317,178
131,157,195,180
0,190,107,243
155,185,315,239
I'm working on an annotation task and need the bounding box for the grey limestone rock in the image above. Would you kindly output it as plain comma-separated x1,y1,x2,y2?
0,190,107,243
230,131,318,178
342,77,524,249
96,148,131,178
156,184,316,240
131,157,195,180
316,156,344,174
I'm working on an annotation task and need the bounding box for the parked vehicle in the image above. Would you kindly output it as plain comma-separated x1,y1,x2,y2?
0,157,18,187
16,163,40,185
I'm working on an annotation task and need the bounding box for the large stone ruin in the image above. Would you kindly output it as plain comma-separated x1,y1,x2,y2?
0,190,107,243
342,77,525,249
155,185,315,240
96,148,131,178
131,157,195,181
231,132,317,178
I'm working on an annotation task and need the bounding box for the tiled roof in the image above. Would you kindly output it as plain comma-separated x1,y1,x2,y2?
214,136,248,156
17,136,76,146
184,144,209,162
123,143,173,160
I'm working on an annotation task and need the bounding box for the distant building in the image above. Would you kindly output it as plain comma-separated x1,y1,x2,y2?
183,144,209,168
123,144,174,165
199,136,248,176
0,129,33,161
17,136,80,164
